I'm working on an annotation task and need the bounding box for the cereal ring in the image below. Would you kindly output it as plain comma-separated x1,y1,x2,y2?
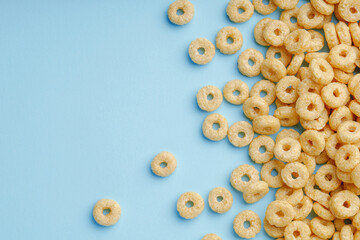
284,29,311,54
296,93,325,121
338,170,353,185
274,106,299,127
243,97,269,120
319,125,334,140
189,38,215,65
298,3,325,29
350,100,360,118
329,190,360,219
336,21,352,46
226,0,254,23
264,218,285,238
334,68,354,84
287,53,304,76
304,175,330,208
324,22,340,49
202,234,222,240
281,162,309,189
273,0,299,10
353,46,360,68
344,182,360,194
177,192,204,219
349,22,360,47
275,99,296,108
309,58,334,85
352,212,360,229
261,160,285,188
223,79,249,105
93,199,121,226
335,144,360,172
334,218,356,232
274,137,301,162
263,20,290,46
276,129,300,142
254,18,272,46
243,181,269,203
321,82,350,109
310,0,335,15
265,200,295,227
328,44,356,72
253,115,281,135
307,30,325,52
151,151,177,177
315,164,342,192
337,121,360,144
313,202,335,221
250,80,276,105
338,0,360,23
293,196,313,220
233,210,261,239
348,74,360,95
300,130,325,156
216,26,243,55
237,48,264,77
285,220,311,240
315,13,332,29
266,46,292,67
297,66,311,80
197,85,223,112
329,106,353,131
253,0,277,15
340,225,353,240
300,109,328,131
305,52,329,63
276,186,304,206
167,0,194,25
352,164,360,189
249,135,275,164
280,7,302,32
298,152,316,175
276,76,300,104
208,187,233,213
227,121,254,147
325,134,344,159
202,113,229,141
230,164,260,192
261,59,287,83
297,79,323,96
310,217,335,239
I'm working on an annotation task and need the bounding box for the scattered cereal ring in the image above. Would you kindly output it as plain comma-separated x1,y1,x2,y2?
310,217,335,239
250,80,276,105
243,97,269,120
233,210,261,239
280,7,302,32
253,0,277,15
223,79,249,105
349,22,360,47
340,225,353,240
310,0,335,15
202,113,229,141
304,175,330,208
202,234,222,240
325,133,344,160
305,52,329,63
351,163,360,189
261,59,287,83
276,186,304,206
216,26,243,55
324,22,340,50
230,164,260,192
208,187,233,213
189,38,215,65
338,0,360,23
167,0,194,25
300,109,328,131
328,44,356,72
253,115,281,135
298,152,316,175
297,67,312,81
334,68,354,84
276,129,300,142
338,168,352,183
93,199,121,226
281,162,309,189
334,218,356,232
266,46,292,67
264,218,285,238
307,30,325,52
337,121,360,144
309,58,334,85
315,164,341,192
284,29,311,54
329,190,360,219
227,121,254,147
321,82,350,109
352,211,360,229
285,221,311,240
335,144,360,172
263,20,290,46
276,76,300,104
177,192,204,219
336,21,352,46
265,200,295,227
226,0,254,23
298,3,325,29
287,53,304,75
329,106,353,131
274,137,301,162
261,160,285,188
273,0,299,10
300,129,325,156
313,202,335,221
249,135,274,164
237,48,264,77
243,181,269,203
197,85,223,112
295,93,325,121
344,182,360,194
274,106,299,127
349,100,360,118
254,18,272,46
151,151,177,177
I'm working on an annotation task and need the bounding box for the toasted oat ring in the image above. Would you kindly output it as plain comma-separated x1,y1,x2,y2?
292,196,313,220
216,26,243,55
329,106,353,131
265,200,295,227
304,175,330,208
284,29,311,54
328,44,356,71
275,186,303,206
202,234,222,240
344,182,360,194
189,38,215,65
233,210,261,238
334,218,356,232
208,187,233,214
167,0,194,25
253,115,281,135
249,80,276,105
281,162,309,189
237,48,264,77
249,135,275,164
325,133,344,160
349,100,360,117
298,152,316,175
196,85,223,112
310,0,334,15
352,164,360,189
309,58,334,85
296,93,325,121
321,82,350,109
280,8,302,32
310,217,335,239
264,218,285,238
273,0,299,10
254,18,272,46
243,181,269,203
285,220,311,240
230,164,260,192
353,211,360,229
300,130,325,156
263,20,290,47
315,150,329,165
274,137,301,162
300,109,328,131
315,164,341,192
324,22,340,50
307,30,325,52
305,52,329,63
340,225,353,240
338,0,360,23
243,97,269,120
276,76,300,104
329,190,360,219
253,0,277,15
297,78,322,96
298,3,324,29
335,144,360,172
313,202,335,221
349,22,360,47
151,151,177,177
287,53,304,76
228,121,254,148
337,121,360,144
223,79,249,105
276,129,300,142
261,160,285,188
93,199,121,226
226,0,254,23
336,21,352,45
339,169,353,183
177,192,204,219
315,13,332,29
266,46,292,67
275,99,296,108
202,113,228,141
261,59,287,83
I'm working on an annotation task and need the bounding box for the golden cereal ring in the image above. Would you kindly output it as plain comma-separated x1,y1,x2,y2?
336,21,352,46
274,106,299,127
329,190,360,219
249,135,275,164
151,151,177,177
287,53,304,76
349,22,360,47
315,164,341,192
300,109,328,131
228,121,254,147
300,130,325,156
253,0,277,15
276,76,300,104
315,150,330,164
281,162,309,189
309,58,334,85
167,0,194,25
314,13,332,30
310,0,335,15
293,196,313,220
202,113,229,141
319,124,334,140
352,46,360,68
253,115,281,135
177,192,204,219
304,175,330,208
263,20,290,47
352,164,360,189
280,7,302,32
338,0,360,23
297,79,323,96
250,80,276,105
202,234,222,240
216,26,243,55
310,217,335,239
340,225,353,240
243,181,269,203
321,82,350,109
334,218,356,232
328,44,356,72
93,199,121,226
344,182,360,194
208,187,233,213
349,100,360,118
237,48,264,77
352,212,360,229
305,52,329,63
285,220,311,240
197,85,223,112
274,137,301,162
276,186,304,206
325,134,344,159
261,160,285,188
334,68,353,84
334,3,345,21
339,168,354,183
265,200,295,227
297,66,311,80
276,129,300,143
307,30,325,52
348,74,360,95
298,3,325,29
337,121,360,144
226,0,254,23
284,29,311,54
254,18,272,46
324,22,340,49
233,210,261,239
264,218,285,238
298,152,316,175
243,97,269,120
266,46,292,67
261,58,287,83
335,144,360,172
313,202,335,221
223,79,249,105
189,38,215,65
275,99,296,108
296,93,325,121
329,106,353,131
230,164,260,192
273,0,299,10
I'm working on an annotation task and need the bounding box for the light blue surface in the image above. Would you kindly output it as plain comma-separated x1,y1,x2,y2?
0,0,308,239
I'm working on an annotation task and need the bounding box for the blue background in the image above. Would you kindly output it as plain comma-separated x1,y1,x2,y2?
0,0,308,239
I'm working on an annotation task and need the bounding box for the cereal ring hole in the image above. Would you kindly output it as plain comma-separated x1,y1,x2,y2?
307,103,315,111
283,144,291,151
244,221,251,229
345,219,352,224
325,174,333,181
308,13,315,19
285,86,294,93
207,94,214,100
103,208,111,216
212,123,220,130
260,90,267,97
276,210,285,217
176,9,184,15
197,47,205,55
290,17,297,23
242,175,250,182
260,145,266,153
320,65,327,72
227,37,234,44
271,169,279,176
262,0,270,5
186,201,194,208
340,50,348,58
291,172,299,179
333,89,340,97
293,231,300,237
351,8,358,14
286,189,294,195
238,8,245,14
348,125,357,132
248,58,255,66
307,139,313,146
238,132,245,138
343,201,351,208
274,28,281,36
216,196,223,202
160,162,167,168
233,90,240,96
275,52,281,59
